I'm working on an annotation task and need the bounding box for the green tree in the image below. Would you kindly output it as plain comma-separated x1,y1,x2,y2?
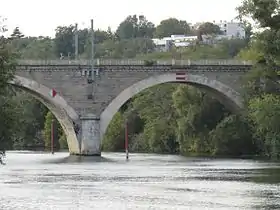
116,15,155,39
54,25,75,58
58,132,68,150
0,94,18,151
10,27,24,39
248,94,280,159
209,115,254,156
220,39,248,57
102,112,125,151
154,18,192,38
20,37,55,59
80,29,111,57
236,0,280,161
237,0,280,65
88,37,155,59
243,22,253,43
198,22,222,35
94,29,111,44
0,32,17,152
77,28,89,55
172,85,229,155
236,37,264,61
43,111,61,151
11,93,47,149
237,0,280,30
237,0,280,96
132,84,178,153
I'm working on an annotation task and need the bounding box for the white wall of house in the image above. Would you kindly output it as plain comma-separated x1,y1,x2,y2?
216,21,245,38
152,20,246,51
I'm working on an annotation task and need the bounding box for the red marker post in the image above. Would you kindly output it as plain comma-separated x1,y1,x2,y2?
49,88,56,155
51,118,54,154
125,120,129,160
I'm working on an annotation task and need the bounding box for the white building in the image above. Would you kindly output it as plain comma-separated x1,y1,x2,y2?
152,21,246,51
152,38,173,52
153,35,197,51
215,20,246,38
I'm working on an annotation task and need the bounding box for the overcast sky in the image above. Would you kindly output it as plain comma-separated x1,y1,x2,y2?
2,0,243,37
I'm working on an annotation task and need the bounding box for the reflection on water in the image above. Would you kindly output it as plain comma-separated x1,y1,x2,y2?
0,151,279,210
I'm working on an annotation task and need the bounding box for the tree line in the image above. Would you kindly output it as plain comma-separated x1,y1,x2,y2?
1,0,280,160
9,14,244,60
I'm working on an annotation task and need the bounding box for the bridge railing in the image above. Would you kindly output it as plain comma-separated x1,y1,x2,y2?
17,59,88,65
156,59,254,65
17,59,254,66
98,59,145,65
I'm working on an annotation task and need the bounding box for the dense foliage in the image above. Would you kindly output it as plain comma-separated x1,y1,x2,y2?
1,1,280,160
0,24,17,152
238,0,280,159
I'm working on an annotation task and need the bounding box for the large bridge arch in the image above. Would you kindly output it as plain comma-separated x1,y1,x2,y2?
100,73,243,139
9,75,81,154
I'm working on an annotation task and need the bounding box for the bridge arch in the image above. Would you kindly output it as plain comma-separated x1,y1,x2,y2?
9,75,80,154
100,73,243,139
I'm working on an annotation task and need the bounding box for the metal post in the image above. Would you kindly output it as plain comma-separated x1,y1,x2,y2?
75,23,78,60
51,118,54,155
125,120,129,160
91,19,94,82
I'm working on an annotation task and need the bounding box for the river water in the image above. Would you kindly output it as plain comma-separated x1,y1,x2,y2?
0,151,280,210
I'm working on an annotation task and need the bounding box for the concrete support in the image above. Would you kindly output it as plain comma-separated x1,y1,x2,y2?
79,114,101,156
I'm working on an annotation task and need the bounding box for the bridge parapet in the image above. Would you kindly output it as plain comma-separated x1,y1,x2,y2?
17,59,254,66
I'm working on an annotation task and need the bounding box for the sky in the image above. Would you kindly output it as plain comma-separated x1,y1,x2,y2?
2,0,243,37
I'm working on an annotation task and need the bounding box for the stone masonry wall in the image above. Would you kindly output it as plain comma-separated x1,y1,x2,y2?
15,65,250,117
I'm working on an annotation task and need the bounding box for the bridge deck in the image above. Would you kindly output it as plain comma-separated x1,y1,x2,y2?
15,65,252,72
17,59,254,66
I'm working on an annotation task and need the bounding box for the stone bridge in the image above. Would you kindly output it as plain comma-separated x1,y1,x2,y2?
13,59,253,156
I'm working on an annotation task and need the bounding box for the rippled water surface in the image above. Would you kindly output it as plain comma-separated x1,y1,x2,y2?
0,151,280,210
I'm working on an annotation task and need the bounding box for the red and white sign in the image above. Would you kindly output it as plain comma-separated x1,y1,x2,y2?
49,89,57,98
175,72,187,81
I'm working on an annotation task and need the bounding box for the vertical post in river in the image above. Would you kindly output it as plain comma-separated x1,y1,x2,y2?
51,118,54,155
125,120,129,160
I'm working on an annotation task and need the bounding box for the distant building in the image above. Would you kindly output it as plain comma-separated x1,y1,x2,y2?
152,20,246,51
152,38,173,52
215,20,245,38
153,35,197,52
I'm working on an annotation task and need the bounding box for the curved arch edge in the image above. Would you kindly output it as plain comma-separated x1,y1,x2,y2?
10,75,79,121
100,73,243,139
9,75,81,154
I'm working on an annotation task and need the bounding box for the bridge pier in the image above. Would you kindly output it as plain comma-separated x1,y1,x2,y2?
79,114,101,156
